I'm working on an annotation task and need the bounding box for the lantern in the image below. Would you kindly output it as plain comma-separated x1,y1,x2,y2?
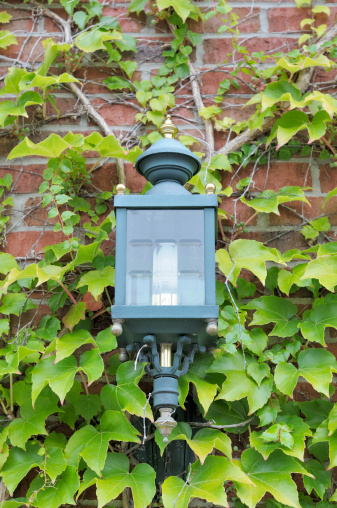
111,116,219,440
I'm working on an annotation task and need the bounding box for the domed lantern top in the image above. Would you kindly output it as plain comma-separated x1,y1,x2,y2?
135,116,201,187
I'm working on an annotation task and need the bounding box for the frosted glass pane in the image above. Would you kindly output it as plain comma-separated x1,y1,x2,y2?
125,209,205,305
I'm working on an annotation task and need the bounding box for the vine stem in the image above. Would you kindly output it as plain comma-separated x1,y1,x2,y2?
322,136,336,155
79,370,89,396
59,281,77,306
9,374,13,413
167,21,214,161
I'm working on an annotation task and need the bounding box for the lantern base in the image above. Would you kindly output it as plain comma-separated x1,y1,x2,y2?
153,375,179,410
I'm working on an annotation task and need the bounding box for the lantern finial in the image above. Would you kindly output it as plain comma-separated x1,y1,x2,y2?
160,115,178,139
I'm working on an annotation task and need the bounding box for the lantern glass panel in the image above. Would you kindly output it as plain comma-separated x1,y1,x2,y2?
125,209,205,306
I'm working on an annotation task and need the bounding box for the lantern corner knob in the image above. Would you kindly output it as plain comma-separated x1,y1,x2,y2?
159,115,178,139
118,347,129,362
111,320,123,336
116,184,126,195
205,183,216,195
206,319,218,336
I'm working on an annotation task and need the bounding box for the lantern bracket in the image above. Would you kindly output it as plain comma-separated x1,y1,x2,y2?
126,335,205,378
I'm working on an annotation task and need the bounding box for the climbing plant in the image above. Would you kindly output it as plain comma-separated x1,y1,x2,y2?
1,0,337,507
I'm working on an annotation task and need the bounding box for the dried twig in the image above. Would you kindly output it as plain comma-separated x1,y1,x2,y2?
187,416,254,429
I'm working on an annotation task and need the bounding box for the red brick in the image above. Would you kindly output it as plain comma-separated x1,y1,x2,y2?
91,99,137,126
102,7,146,32
201,68,253,95
4,9,34,32
74,67,142,94
10,304,50,333
0,166,44,194
0,36,47,63
268,7,312,33
312,67,337,94
172,98,195,124
203,37,298,64
23,196,49,227
45,97,81,123
221,161,312,192
320,164,337,193
189,7,260,34
91,162,146,194
3,231,67,257
220,198,258,226
134,37,172,63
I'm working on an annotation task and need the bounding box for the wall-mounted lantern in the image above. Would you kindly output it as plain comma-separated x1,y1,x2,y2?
111,116,219,440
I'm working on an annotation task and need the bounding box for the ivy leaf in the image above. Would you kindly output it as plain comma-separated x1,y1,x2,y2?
162,455,253,508
275,349,337,397
204,399,251,434
217,369,273,415
157,0,196,23
0,11,12,23
250,415,311,460
247,362,270,387
243,296,299,338
1,443,43,495
236,448,311,508
104,76,133,91
65,410,139,475
62,302,87,332
77,453,155,508
328,404,337,436
298,303,337,346
0,319,9,336
79,349,104,386
209,352,273,414
128,0,147,14
0,253,19,274
242,186,309,215
311,419,337,469
8,133,70,160
301,255,337,291
300,399,333,430
75,29,122,53
274,362,299,398
101,361,153,421
178,354,218,414
36,316,61,342
7,389,59,449
0,31,17,49
44,433,67,481
216,240,281,285
95,328,117,354
73,393,101,423
55,330,95,363
303,460,331,499
155,422,231,464
0,293,37,316
27,466,79,508
77,266,115,300
31,355,78,405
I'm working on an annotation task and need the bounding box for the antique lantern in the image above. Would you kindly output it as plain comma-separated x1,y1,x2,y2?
111,116,219,440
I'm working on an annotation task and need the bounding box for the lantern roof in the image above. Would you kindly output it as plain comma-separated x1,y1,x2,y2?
135,116,201,187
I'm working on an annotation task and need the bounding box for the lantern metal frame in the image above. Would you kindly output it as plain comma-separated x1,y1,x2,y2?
110,116,219,439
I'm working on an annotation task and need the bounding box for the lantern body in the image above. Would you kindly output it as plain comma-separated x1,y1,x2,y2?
112,185,219,348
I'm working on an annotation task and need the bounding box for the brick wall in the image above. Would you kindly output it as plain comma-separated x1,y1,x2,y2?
1,1,337,505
